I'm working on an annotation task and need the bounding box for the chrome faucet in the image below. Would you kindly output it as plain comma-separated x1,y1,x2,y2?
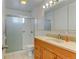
58,34,61,39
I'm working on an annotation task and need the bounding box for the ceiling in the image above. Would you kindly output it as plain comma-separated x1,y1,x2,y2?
4,0,75,12
4,0,43,12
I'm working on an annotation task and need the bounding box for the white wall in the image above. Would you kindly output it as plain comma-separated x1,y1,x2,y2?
31,5,45,36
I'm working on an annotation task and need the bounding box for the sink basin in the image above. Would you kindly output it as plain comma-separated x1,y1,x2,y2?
38,36,63,43
47,38,63,43
52,39,63,42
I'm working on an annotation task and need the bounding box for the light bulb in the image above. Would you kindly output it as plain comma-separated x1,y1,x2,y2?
43,5,45,8
49,0,53,4
21,0,27,5
22,18,25,23
46,3,49,8
46,3,49,7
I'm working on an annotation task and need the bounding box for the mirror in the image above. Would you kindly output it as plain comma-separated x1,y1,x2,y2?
44,1,76,34
44,0,76,40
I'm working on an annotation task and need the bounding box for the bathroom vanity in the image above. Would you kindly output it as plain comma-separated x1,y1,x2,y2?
34,36,76,59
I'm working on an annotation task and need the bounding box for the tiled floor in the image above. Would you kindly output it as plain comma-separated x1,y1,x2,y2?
4,50,34,59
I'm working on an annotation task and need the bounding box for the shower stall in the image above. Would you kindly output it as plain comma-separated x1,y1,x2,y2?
5,15,35,53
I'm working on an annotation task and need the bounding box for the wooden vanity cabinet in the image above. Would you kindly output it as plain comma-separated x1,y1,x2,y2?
34,38,76,59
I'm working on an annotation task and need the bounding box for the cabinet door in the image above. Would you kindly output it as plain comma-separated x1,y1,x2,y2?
34,47,41,59
42,49,56,59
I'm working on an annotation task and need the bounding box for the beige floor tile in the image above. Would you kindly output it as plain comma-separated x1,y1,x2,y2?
4,51,34,59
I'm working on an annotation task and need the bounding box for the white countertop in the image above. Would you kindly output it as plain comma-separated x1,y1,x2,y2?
35,36,76,53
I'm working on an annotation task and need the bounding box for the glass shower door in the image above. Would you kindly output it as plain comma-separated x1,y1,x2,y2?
6,16,35,53
6,16,24,52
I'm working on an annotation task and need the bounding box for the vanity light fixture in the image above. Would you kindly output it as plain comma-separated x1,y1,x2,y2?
46,3,49,7
49,0,53,7
43,5,45,8
43,0,63,9
49,0,53,4
49,3,52,7
20,0,28,5
53,1,57,5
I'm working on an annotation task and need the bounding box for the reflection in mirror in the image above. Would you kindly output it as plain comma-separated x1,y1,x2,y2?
44,19,51,31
